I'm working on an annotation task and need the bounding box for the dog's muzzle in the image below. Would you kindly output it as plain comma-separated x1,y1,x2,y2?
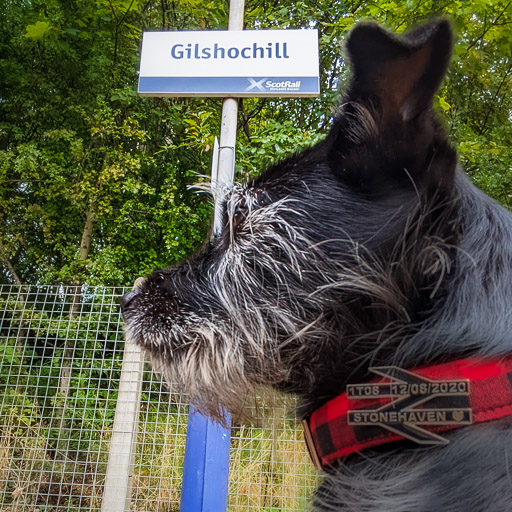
121,289,140,314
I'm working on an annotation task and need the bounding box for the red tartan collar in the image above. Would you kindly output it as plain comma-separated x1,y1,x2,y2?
303,355,512,469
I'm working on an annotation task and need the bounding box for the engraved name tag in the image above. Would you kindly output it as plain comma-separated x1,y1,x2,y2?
347,366,472,445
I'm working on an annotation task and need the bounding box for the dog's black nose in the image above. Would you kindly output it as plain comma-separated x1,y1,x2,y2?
121,289,140,313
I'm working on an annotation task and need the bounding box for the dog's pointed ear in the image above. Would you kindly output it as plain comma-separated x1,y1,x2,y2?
346,19,453,121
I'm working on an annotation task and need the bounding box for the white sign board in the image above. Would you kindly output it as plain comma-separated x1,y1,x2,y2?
138,29,319,97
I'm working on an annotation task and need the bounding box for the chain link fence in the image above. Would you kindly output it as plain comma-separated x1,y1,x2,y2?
0,285,317,511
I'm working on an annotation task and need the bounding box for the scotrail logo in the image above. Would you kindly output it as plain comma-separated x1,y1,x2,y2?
245,78,302,92
246,78,267,92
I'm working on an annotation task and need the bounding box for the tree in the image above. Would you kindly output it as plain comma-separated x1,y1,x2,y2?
0,0,218,286
0,0,510,286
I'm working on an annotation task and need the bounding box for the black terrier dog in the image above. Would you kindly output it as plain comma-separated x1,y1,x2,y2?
122,20,512,511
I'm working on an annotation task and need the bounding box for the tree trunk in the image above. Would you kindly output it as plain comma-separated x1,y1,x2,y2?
0,237,22,285
79,210,95,261
55,209,95,459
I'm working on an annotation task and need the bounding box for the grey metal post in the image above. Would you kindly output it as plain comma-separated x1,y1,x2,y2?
102,279,145,512
214,0,245,232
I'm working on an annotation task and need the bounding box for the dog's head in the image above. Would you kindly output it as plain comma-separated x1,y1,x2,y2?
122,20,458,420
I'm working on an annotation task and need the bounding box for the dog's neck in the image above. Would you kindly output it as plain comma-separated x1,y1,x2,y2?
294,171,512,417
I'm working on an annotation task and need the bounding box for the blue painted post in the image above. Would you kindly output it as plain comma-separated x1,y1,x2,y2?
180,409,232,511
180,410,207,511
202,414,232,511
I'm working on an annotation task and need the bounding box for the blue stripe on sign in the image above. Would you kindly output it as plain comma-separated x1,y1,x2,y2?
138,76,319,95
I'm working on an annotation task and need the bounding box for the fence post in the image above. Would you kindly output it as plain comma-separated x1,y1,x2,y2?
102,281,145,512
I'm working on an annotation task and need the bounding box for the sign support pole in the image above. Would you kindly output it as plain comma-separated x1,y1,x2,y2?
180,1,244,511
215,0,244,222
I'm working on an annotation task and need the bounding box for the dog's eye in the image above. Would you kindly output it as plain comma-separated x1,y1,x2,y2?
232,206,245,229
230,198,248,231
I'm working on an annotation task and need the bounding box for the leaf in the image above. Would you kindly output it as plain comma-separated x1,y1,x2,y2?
438,95,452,112
25,21,53,40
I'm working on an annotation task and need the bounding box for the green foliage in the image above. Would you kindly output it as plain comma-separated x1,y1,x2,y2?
0,291,122,445
0,0,511,285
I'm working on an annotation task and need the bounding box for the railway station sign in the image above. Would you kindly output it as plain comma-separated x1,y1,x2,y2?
138,29,319,97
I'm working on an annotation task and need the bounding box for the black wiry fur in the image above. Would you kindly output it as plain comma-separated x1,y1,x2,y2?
122,20,512,511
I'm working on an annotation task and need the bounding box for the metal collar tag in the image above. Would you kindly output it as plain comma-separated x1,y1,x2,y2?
346,366,472,445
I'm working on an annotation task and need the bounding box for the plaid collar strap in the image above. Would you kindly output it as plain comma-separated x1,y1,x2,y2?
303,355,512,469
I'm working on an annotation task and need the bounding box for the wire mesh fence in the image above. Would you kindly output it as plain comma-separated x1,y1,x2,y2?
0,284,317,511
